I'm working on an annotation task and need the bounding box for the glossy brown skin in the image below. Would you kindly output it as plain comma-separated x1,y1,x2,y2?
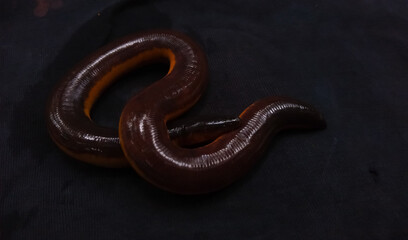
46,31,240,168
118,32,326,194
47,30,325,194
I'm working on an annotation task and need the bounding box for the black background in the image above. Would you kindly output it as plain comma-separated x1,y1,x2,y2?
1,0,408,239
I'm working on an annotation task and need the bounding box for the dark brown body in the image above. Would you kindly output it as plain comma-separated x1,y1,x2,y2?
47,31,325,194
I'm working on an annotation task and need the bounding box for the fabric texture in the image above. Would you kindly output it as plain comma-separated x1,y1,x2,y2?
1,0,407,239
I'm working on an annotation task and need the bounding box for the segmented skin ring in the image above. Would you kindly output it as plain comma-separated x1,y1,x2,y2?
47,30,325,194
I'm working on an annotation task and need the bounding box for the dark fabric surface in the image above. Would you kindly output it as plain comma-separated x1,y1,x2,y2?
1,0,407,239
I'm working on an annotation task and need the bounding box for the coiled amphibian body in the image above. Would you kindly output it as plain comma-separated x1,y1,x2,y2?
47,31,325,194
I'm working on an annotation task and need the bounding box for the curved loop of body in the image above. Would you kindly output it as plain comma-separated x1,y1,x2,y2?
46,31,240,168
47,30,326,194
116,32,326,194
